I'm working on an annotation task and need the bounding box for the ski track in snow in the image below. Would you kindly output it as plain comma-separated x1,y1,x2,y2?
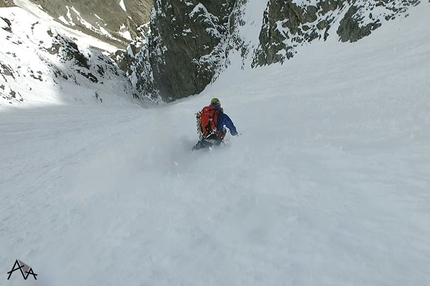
1,2,430,286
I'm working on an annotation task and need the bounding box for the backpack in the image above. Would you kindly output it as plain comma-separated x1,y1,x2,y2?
196,105,220,138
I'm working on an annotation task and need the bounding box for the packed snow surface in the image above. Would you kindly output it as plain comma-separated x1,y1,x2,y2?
1,2,430,286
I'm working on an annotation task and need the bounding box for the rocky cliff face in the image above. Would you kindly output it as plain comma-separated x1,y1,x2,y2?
254,0,420,66
129,0,237,102
129,0,421,101
22,0,152,48
1,0,422,103
0,0,15,7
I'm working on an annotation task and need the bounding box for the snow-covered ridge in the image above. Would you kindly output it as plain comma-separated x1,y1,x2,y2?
12,0,152,48
0,7,137,107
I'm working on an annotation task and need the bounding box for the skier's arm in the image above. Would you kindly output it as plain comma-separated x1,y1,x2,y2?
218,113,238,136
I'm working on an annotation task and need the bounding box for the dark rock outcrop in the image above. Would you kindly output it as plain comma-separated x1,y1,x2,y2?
254,0,420,66
337,0,420,42
131,0,237,102
0,0,15,7
254,0,344,66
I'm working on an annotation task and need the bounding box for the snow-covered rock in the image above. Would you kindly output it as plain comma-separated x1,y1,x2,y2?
129,0,236,102
0,8,138,106
129,0,421,101
14,0,152,48
254,0,421,66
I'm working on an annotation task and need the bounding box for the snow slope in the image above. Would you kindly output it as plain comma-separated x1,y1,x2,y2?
1,2,430,286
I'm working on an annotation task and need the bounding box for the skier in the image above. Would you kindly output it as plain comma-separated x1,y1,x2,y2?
192,98,238,150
